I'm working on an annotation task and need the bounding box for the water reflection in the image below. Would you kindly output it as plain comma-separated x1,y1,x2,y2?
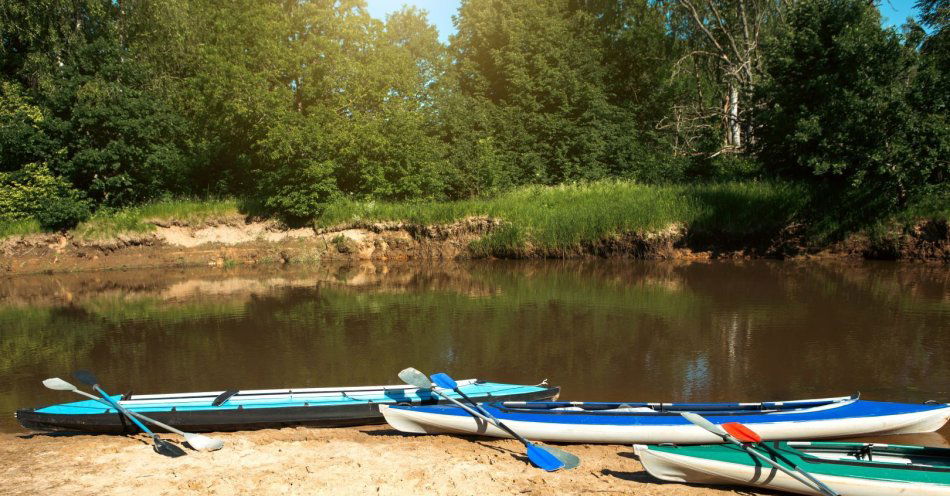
0,261,948,443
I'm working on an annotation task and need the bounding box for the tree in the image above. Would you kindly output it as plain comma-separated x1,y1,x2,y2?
672,0,784,152
753,0,936,213
449,0,635,185
253,2,450,218
0,81,54,172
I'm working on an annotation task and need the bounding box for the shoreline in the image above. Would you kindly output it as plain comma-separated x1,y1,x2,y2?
0,215,946,277
0,424,767,496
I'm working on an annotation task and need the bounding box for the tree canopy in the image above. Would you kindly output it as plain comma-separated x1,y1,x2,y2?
0,0,945,226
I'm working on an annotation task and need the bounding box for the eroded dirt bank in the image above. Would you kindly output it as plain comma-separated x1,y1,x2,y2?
0,425,768,496
0,216,946,276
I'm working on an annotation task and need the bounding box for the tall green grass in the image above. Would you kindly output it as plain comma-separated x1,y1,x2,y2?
0,218,43,238
318,180,810,254
0,198,241,240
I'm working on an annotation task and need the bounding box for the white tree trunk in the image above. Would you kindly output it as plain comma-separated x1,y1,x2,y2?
727,83,741,148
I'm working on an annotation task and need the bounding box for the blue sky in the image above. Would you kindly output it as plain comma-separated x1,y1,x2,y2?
365,0,461,42
365,0,922,43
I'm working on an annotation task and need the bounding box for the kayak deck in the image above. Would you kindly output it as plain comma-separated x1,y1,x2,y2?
17,379,560,433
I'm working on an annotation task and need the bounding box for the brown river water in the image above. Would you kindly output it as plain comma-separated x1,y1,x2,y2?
1,260,948,445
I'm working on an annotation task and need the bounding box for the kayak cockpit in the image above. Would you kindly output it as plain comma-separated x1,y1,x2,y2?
498,394,858,416
788,442,950,470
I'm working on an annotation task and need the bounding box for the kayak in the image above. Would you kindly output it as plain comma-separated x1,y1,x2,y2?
380,395,950,444
634,441,950,495
16,379,559,433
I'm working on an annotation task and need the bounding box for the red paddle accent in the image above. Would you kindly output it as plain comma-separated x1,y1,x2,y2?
722,422,762,443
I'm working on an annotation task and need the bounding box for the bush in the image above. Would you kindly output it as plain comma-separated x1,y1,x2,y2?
45,38,191,207
34,189,92,230
688,154,763,181
0,163,91,230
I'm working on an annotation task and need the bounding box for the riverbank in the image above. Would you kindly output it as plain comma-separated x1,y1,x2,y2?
0,182,946,276
0,425,767,496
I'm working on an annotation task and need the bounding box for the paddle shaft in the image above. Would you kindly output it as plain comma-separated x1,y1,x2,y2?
452,389,532,444
88,384,161,440
728,440,838,496
69,388,189,437
428,388,534,447
754,442,840,496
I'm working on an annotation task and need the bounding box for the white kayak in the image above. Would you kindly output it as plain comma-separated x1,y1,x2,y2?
380,395,950,444
634,441,950,495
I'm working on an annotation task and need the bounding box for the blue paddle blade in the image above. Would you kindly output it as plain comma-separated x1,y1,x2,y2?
73,370,99,387
430,373,458,390
526,444,566,472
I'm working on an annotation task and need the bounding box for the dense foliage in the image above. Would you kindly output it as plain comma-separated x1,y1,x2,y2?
0,0,945,227
753,0,948,218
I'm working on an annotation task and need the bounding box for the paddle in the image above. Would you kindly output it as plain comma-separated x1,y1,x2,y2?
43,377,223,452
398,367,579,471
721,421,840,496
70,371,186,457
680,412,839,496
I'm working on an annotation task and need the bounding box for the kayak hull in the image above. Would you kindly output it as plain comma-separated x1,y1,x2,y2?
16,380,559,433
380,397,950,444
634,442,950,496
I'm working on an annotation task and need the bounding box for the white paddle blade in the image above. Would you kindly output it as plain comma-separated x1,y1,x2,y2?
398,368,432,389
43,378,78,391
184,433,224,452
681,412,728,437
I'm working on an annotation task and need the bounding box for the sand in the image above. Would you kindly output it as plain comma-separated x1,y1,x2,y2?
0,425,771,496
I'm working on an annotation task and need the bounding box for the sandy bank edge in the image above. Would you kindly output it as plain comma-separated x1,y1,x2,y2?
1,216,946,276
0,425,767,496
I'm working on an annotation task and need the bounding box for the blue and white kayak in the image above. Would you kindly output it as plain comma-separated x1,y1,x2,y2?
380,395,950,444
16,379,559,433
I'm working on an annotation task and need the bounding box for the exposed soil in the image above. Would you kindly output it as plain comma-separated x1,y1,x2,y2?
0,216,945,276
0,426,770,496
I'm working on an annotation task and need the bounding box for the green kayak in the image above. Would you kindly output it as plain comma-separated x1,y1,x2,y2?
634,441,950,495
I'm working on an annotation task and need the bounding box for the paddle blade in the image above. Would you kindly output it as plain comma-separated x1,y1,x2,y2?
526,443,566,472
723,422,762,443
681,412,728,437
72,370,99,387
430,373,458,390
42,378,77,392
153,437,187,458
543,445,580,470
184,433,224,452
398,368,432,389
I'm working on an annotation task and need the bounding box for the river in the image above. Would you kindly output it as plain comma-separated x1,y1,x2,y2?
2,260,948,444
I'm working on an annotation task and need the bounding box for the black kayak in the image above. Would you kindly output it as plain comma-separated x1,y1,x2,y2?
16,378,559,433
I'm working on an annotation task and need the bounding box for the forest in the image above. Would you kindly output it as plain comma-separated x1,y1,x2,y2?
0,0,946,240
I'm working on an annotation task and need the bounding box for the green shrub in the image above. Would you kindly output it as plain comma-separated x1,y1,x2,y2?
0,163,91,230
34,189,92,230
687,154,763,181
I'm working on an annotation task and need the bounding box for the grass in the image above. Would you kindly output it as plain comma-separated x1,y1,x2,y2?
318,180,811,254
0,218,42,238
1,180,942,256
0,197,240,241
72,198,239,240
896,189,950,223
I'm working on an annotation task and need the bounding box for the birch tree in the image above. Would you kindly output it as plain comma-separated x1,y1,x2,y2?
675,0,784,151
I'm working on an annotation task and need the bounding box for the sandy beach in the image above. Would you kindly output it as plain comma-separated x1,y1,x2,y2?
0,425,771,496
